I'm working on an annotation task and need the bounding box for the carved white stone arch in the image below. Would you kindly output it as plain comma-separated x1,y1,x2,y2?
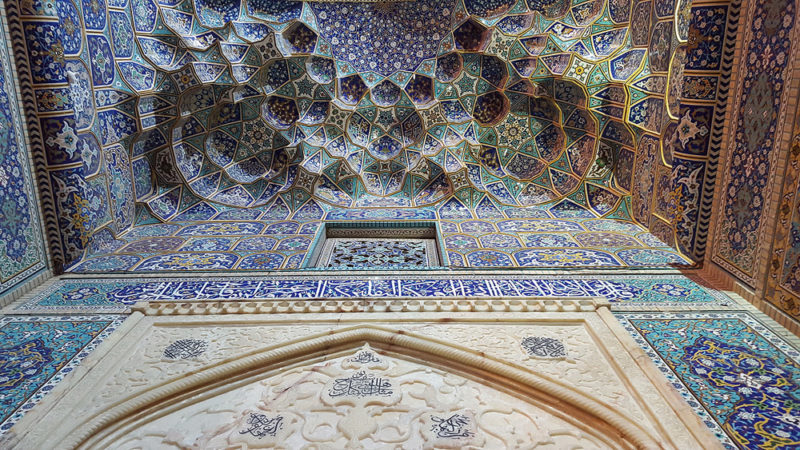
63,325,663,449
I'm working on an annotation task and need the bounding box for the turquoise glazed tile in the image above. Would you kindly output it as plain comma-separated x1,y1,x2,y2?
616,312,800,449
0,315,126,436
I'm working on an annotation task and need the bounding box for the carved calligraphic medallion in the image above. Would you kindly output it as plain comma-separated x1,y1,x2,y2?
521,336,567,358
431,414,473,438
227,410,293,446
239,413,283,438
327,371,393,398
348,350,381,365
422,411,481,448
162,339,207,360
342,344,389,370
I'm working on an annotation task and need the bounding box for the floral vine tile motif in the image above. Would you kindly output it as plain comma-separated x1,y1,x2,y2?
616,248,691,266
616,312,800,448
60,204,691,271
237,252,285,270
134,252,240,271
0,8,46,297
0,315,125,437
179,237,236,252
514,249,622,267
575,232,642,248
712,0,797,284
72,254,141,272
120,237,184,253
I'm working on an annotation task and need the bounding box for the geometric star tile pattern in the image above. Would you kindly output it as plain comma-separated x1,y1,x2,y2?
8,0,689,269
0,1,799,449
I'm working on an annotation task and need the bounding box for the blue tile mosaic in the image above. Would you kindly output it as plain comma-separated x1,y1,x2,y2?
63,208,691,272
0,315,126,437
616,312,800,449
13,275,732,313
8,0,699,270
0,4,47,296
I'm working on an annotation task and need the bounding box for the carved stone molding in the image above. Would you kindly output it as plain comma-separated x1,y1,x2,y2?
132,297,608,316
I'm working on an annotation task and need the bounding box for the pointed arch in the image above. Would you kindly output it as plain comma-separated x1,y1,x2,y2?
67,325,661,448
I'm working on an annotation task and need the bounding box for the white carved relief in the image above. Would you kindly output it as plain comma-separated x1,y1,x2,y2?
74,324,341,421
64,321,646,433
8,313,714,449
108,346,613,449
394,323,648,426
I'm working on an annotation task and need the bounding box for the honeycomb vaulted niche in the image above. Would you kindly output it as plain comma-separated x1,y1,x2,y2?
29,0,692,270
125,0,683,213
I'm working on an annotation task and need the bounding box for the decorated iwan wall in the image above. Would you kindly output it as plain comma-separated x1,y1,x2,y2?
671,0,740,259
765,98,800,329
4,0,136,273
712,0,799,286
7,0,800,314
0,3,48,299
707,0,800,326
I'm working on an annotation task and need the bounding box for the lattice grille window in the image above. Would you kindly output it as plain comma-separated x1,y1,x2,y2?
310,224,441,269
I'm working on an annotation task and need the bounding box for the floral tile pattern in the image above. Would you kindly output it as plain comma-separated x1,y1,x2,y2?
616,312,800,449
0,315,126,437
712,0,798,285
65,202,690,272
765,85,800,323
0,3,47,297
1,2,799,448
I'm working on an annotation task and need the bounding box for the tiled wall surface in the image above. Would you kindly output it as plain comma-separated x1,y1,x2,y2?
0,2,47,299
707,0,800,327
764,87,800,322
2,0,800,329
0,1,798,446
672,0,740,260
712,0,799,287
65,207,689,272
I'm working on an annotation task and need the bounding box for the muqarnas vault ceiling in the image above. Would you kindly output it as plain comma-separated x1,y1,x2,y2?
16,0,694,267
114,0,685,212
